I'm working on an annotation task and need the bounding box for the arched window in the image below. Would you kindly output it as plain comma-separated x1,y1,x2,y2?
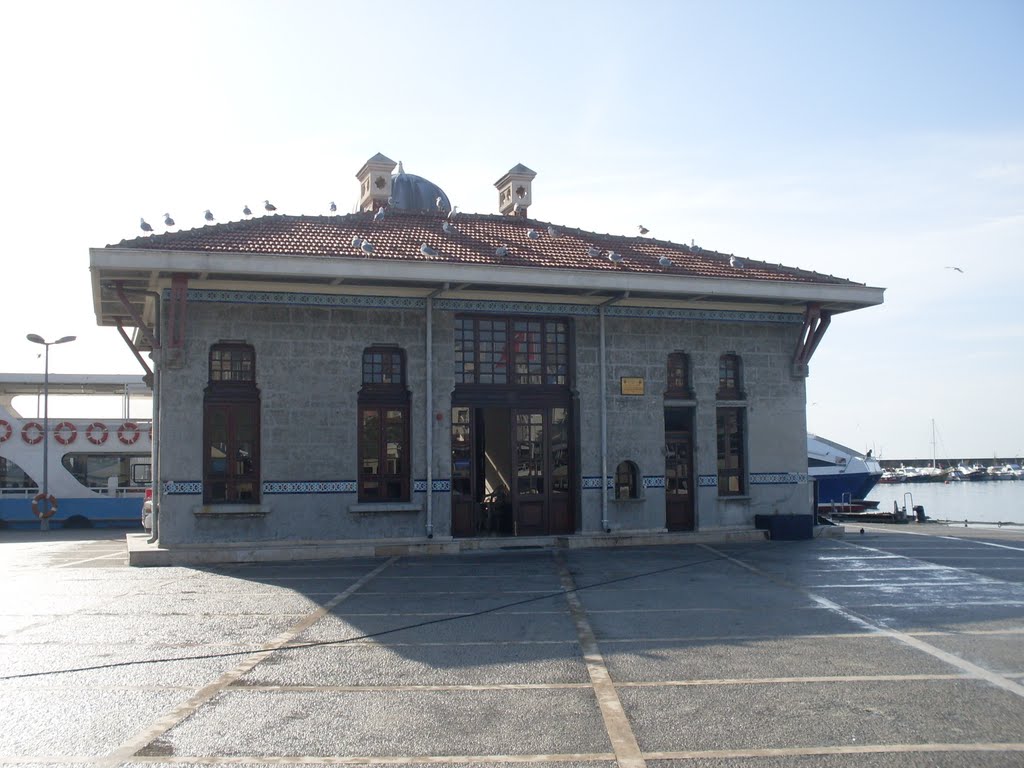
717,353,743,399
666,352,692,398
615,460,640,500
203,343,260,504
358,347,410,502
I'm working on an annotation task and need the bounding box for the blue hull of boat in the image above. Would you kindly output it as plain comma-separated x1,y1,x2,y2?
814,471,882,503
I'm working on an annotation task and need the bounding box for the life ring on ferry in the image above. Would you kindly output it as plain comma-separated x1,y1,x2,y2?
85,422,109,445
0,419,11,443
54,421,77,445
117,421,141,445
21,421,44,445
32,493,58,520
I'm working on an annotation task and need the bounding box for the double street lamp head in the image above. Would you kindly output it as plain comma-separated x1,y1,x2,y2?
27,334,76,346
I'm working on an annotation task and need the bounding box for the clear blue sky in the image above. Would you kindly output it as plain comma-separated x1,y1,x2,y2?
1,0,1021,458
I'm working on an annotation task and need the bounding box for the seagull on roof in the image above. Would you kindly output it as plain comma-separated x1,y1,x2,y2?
139,218,153,233
527,228,539,240
547,225,558,238
360,240,374,254
638,225,649,235
587,246,600,259
163,213,175,227
945,266,964,273
448,206,459,220
373,206,386,222
658,256,672,267
495,245,508,257
243,204,252,216
729,255,744,268
608,251,623,263
330,201,337,213
442,221,456,235
264,200,276,212
420,243,439,258
351,236,363,248
204,210,215,222
436,196,444,211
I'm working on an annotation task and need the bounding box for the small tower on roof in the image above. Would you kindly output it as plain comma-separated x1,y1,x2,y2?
356,152,398,211
495,163,536,218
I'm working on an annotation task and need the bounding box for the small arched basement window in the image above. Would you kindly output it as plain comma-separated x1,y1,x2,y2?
615,460,640,500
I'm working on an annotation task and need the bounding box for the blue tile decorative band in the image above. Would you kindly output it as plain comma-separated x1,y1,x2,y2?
750,472,807,485
642,476,666,488
698,475,718,488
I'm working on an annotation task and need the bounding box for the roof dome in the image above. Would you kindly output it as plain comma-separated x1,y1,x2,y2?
389,162,451,214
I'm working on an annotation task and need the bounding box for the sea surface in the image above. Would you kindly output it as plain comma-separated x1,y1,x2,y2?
866,480,1024,526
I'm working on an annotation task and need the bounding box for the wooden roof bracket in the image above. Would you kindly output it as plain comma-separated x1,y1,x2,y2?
791,302,831,378
114,281,160,350
115,320,154,387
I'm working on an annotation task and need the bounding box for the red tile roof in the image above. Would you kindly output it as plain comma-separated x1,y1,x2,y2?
110,211,857,286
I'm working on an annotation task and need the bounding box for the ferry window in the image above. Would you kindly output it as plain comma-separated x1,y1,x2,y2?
358,347,410,502
615,460,639,500
0,457,35,489
455,316,570,386
716,407,746,495
204,343,260,504
61,453,150,489
666,352,692,398
717,353,744,399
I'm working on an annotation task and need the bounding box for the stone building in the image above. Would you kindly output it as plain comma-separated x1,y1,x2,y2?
90,154,883,556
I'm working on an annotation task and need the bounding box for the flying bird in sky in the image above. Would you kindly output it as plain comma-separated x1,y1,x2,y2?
945,266,964,273
204,210,215,222
243,204,252,216
264,200,276,212
139,218,153,233
330,201,337,213
163,213,175,227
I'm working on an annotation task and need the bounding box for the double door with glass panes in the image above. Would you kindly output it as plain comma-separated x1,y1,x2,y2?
665,407,695,531
451,405,573,537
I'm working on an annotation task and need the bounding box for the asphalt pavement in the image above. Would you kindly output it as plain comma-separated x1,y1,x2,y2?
1,524,1023,767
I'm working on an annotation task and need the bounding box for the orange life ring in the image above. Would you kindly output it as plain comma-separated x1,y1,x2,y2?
32,493,58,519
117,421,141,445
85,422,109,445
0,419,11,442
21,421,44,445
54,421,77,445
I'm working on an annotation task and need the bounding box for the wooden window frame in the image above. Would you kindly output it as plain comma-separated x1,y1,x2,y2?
716,406,746,496
358,347,411,502
666,352,693,398
454,315,570,387
203,343,260,504
717,353,744,400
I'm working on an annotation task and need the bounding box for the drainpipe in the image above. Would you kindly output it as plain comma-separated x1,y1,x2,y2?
424,283,448,539
598,292,628,534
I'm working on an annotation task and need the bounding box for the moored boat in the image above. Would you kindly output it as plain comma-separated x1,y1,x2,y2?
808,434,883,504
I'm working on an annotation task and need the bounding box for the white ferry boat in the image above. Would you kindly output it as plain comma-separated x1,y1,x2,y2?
0,374,151,528
808,434,883,504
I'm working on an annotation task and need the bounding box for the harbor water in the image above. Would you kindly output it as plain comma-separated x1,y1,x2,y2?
866,480,1024,527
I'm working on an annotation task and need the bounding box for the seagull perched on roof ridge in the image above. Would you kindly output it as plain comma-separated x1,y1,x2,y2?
547,225,558,238
729,255,744,268
527,228,539,240
373,206,386,222
139,218,153,233
204,210,215,222
243,204,252,216
264,200,276,212
420,243,439,258
163,213,175,227
436,196,444,211
329,201,337,213
448,206,459,220
638,225,649,235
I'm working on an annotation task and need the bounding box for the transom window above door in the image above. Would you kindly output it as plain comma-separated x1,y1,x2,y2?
454,316,569,386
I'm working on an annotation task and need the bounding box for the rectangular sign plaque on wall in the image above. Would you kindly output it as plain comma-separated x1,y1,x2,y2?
620,377,645,396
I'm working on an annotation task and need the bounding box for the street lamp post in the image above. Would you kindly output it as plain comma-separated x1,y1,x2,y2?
26,334,76,530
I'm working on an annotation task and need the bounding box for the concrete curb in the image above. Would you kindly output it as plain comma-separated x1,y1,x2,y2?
126,527,779,566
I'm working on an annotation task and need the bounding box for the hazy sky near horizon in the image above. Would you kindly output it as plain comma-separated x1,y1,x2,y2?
1,1,1021,458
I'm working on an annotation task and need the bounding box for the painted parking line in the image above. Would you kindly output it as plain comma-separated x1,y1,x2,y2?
100,557,400,766
700,544,1024,700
